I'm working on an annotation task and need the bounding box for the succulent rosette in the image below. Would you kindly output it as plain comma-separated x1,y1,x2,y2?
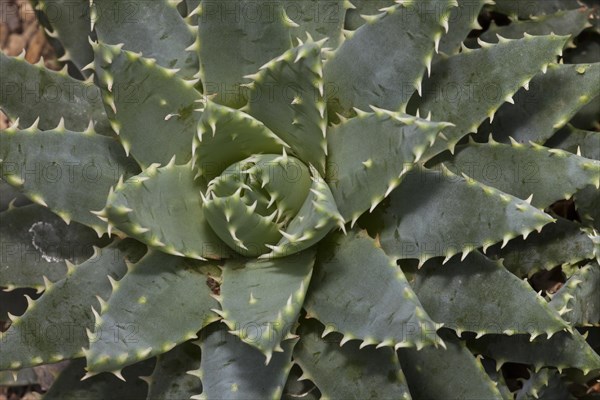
0,0,599,398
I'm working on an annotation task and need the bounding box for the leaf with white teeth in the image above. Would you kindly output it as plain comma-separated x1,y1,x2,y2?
0,53,112,134
218,249,315,360
476,63,600,144
286,0,349,48
413,252,571,337
546,124,600,160
146,341,202,400
413,34,569,160
326,109,452,223
515,368,571,400
324,0,456,114
378,167,555,265
0,204,109,289
0,127,139,234
549,264,600,326
343,0,394,31
92,0,199,79
492,0,582,19
38,0,94,76
104,163,230,260
293,319,411,399
481,9,592,45
437,0,492,57
486,217,596,277
281,364,319,400
0,180,29,212
43,358,154,400
266,177,345,258
193,101,288,181
575,185,600,231
0,240,145,370
482,360,513,400
244,40,328,176
440,140,600,208
190,322,296,400
93,43,203,167
468,330,600,375
399,330,504,400
86,250,218,373
304,230,442,350
198,0,292,107
0,367,38,387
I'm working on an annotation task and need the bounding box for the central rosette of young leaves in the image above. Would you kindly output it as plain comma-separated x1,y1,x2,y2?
202,153,314,257
188,80,346,259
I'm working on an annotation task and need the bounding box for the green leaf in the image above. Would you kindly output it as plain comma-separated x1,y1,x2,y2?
217,249,315,361
86,250,218,373
0,288,32,326
324,0,455,114
0,204,109,290
378,167,554,265
193,101,288,181
344,0,393,31
572,96,600,132
286,0,350,48
103,162,230,260
265,175,345,258
550,264,600,326
482,360,514,400
293,319,411,400
304,230,442,349
44,358,154,400
438,0,492,56
0,180,29,212
93,43,202,167
414,34,568,160
546,124,600,160
146,342,202,400
190,322,296,400
198,0,292,107
563,31,600,131
326,109,451,223
468,330,600,375
282,365,319,400
180,0,201,19
244,40,328,175
565,30,600,64
515,368,573,400
39,0,94,75
492,0,582,19
477,63,600,144
0,126,139,235
201,157,294,258
413,252,571,337
0,367,38,387
440,139,600,208
0,53,112,135
486,217,596,277
92,0,199,79
200,151,341,259
480,9,592,45
398,330,504,400
576,185,600,231
0,240,145,370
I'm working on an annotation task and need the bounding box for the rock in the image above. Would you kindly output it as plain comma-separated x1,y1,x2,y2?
0,23,8,48
6,33,25,56
25,29,45,63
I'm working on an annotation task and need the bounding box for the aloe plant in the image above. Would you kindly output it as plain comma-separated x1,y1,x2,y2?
1,0,599,398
